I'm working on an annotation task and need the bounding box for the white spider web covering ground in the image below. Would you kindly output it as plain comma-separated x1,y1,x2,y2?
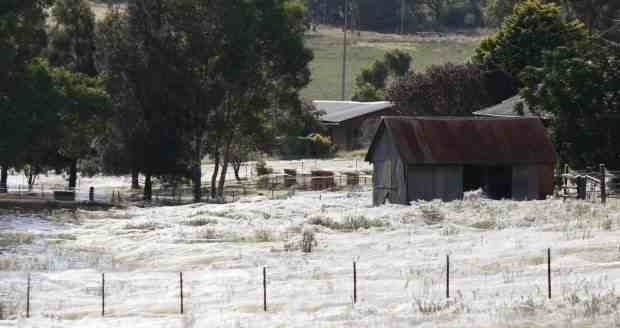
1,188,620,327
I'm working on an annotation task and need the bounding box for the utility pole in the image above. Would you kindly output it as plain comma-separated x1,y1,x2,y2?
400,0,406,35
341,0,349,100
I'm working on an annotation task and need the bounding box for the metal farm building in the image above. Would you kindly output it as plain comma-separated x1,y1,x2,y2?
365,117,557,205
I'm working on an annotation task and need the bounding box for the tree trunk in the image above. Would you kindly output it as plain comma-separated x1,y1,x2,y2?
0,164,7,193
218,159,229,199
192,136,203,202
27,166,39,191
144,171,152,201
192,164,202,203
210,150,220,199
217,142,232,198
131,169,140,189
232,160,242,182
68,159,78,190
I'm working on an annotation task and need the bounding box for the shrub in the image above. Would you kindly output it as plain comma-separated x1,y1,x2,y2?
280,133,335,157
301,228,316,253
183,218,217,226
307,133,335,157
256,158,273,176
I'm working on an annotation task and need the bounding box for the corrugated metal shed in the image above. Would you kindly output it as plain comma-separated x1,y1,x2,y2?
366,117,556,165
314,101,394,123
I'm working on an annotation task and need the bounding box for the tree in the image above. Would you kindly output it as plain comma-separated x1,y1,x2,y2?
0,0,52,192
4,59,62,190
48,0,101,189
473,0,587,81
386,63,516,115
203,0,312,199
521,38,620,167
96,5,148,190
561,0,620,40
48,0,97,76
352,49,412,101
417,0,462,29
97,0,312,202
51,66,112,189
484,0,520,27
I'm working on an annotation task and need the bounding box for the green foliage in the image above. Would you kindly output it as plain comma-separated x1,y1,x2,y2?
521,38,620,167
48,0,97,76
386,63,516,115
281,133,335,157
352,83,385,101
352,49,412,101
51,66,111,162
357,61,389,90
473,0,587,80
384,49,413,77
484,0,520,27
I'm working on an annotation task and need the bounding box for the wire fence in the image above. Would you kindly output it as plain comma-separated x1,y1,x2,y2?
0,247,593,320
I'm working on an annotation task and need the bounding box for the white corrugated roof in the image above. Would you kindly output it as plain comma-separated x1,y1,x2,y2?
313,101,394,123
473,95,535,118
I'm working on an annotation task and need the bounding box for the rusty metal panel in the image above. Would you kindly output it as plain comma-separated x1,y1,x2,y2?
371,117,556,165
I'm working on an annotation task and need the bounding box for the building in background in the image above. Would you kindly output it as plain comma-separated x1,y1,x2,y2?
314,101,396,150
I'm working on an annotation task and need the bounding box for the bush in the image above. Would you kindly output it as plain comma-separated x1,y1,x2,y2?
307,133,335,157
256,158,273,176
280,133,335,158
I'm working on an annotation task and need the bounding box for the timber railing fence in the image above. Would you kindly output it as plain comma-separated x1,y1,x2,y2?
560,163,619,203
0,159,372,205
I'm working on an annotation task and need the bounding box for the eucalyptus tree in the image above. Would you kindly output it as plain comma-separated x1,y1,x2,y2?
0,0,52,192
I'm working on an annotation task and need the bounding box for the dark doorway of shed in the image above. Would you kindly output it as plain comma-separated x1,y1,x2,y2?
463,165,512,200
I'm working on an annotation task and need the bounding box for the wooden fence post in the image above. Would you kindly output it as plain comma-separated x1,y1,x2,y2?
180,272,184,314
563,164,569,201
263,267,267,312
547,248,551,299
600,164,607,204
101,273,105,317
446,255,450,299
26,273,30,318
353,261,357,304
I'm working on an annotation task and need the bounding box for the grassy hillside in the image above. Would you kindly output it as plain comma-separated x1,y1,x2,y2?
88,4,483,101
303,26,484,100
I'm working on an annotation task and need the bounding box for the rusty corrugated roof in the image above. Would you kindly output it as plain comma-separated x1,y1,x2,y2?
365,117,556,165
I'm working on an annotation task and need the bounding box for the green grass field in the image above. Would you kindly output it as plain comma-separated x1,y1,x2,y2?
302,26,483,101
89,3,482,102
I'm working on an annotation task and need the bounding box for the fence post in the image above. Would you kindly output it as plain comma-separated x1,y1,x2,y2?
353,261,357,304
576,176,586,200
600,164,607,204
547,248,551,299
263,267,267,312
446,255,450,299
180,272,184,314
563,164,569,201
26,273,30,318
101,273,105,317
